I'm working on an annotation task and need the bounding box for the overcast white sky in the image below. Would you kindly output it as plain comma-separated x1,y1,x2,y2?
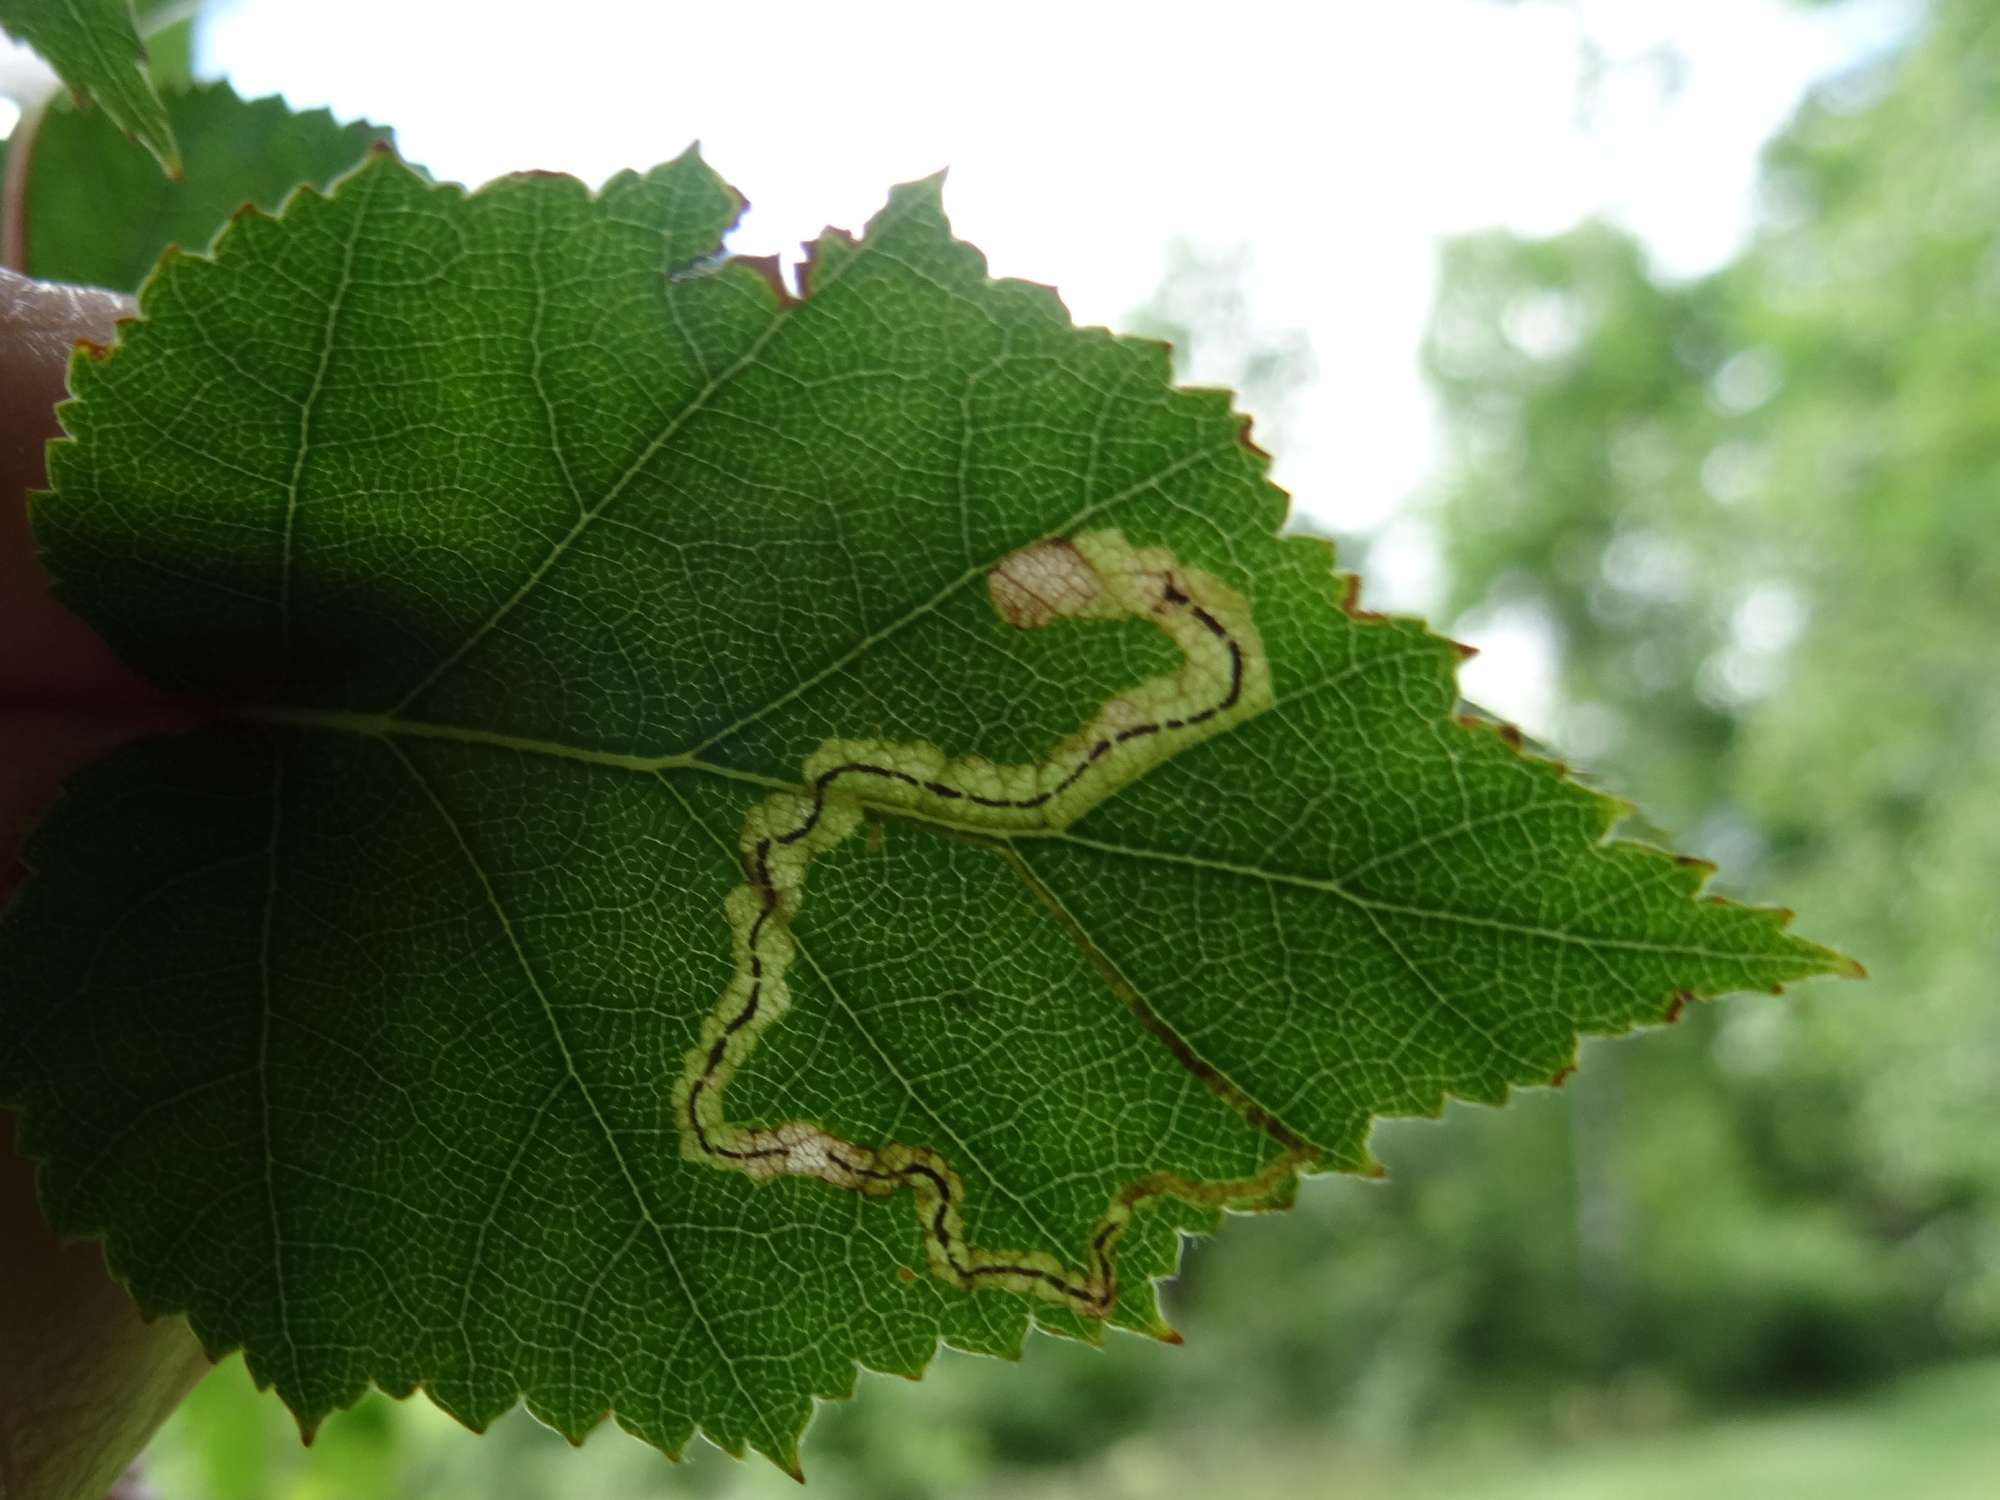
3,0,1915,731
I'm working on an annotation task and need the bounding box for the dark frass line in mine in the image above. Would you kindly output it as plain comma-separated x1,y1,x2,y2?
676,532,1277,1318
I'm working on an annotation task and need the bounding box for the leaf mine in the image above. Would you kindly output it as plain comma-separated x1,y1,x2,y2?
679,529,1283,1316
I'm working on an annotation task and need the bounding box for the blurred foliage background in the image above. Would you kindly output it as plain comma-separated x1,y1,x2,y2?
9,0,1998,1493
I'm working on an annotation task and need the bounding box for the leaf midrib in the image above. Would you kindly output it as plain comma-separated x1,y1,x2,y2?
233,702,1803,970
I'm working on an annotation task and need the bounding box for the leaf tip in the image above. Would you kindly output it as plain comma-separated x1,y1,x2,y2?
762,1432,807,1484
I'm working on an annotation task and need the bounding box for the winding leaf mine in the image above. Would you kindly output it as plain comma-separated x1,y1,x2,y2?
680,529,1292,1315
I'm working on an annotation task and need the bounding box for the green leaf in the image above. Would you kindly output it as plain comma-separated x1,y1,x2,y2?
0,0,177,174
12,83,390,293
0,150,1853,1470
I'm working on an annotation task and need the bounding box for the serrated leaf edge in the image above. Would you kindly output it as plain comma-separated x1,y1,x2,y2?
7,147,1861,1475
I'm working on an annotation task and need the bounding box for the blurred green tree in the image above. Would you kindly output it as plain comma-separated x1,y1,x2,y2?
1411,0,2000,1407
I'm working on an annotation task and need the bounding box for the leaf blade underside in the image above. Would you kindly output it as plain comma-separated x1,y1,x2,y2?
0,151,1853,1469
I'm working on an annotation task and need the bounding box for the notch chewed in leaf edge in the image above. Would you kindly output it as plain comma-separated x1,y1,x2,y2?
0,146,1857,1473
